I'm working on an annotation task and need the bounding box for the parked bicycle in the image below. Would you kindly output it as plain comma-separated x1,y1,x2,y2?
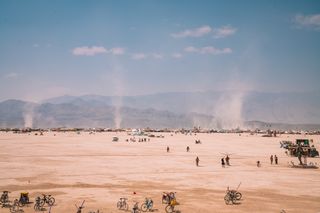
132,202,140,213
141,198,153,212
224,186,242,205
9,199,21,213
34,196,42,211
162,192,176,204
39,194,55,207
165,198,179,213
76,200,85,213
117,198,128,211
0,191,11,207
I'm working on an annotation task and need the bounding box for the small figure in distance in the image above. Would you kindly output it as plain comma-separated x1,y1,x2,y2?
196,156,199,166
225,155,230,166
257,161,261,167
221,158,225,168
186,146,190,152
167,146,170,153
270,155,273,164
275,155,278,165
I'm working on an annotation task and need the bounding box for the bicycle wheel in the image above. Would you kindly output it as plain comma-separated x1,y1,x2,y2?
34,203,40,211
18,201,24,207
117,201,121,210
39,199,45,207
231,196,237,204
165,205,174,213
141,203,148,212
224,194,232,205
235,192,242,200
10,204,19,213
124,202,129,211
48,197,55,206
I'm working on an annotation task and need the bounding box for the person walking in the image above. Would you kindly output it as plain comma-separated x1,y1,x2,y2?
270,155,273,164
257,160,261,167
226,155,230,166
167,146,170,153
186,146,190,152
275,155,278,165
196,156,199,166
221,158,225,168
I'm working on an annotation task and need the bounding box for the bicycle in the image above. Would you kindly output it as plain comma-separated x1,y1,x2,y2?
76,200,85,213
0,191,10,204
132,202,140,213
40,194,55,207
34,196,42,211
117,198,128,211
165,198,179,213
140,198,153,212
224,187,242,205
162,192,176,204
9,199,21,213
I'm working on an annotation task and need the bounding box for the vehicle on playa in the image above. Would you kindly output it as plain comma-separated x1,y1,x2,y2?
280,139,319,157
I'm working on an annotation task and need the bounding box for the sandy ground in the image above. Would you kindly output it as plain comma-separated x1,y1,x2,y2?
0,132,319,213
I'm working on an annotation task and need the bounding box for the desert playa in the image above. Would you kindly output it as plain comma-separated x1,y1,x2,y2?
0,132,319,213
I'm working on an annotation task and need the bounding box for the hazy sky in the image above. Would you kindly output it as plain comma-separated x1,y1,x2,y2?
0,0,320,101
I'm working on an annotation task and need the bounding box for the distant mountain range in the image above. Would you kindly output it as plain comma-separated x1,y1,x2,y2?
1,91,320,130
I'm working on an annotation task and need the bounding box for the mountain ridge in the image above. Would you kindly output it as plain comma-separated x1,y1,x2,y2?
1,91,320,130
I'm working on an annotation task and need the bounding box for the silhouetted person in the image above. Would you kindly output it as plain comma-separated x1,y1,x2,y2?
196,156,199,166
221,158,225,167
167,146,170,153
257,161,261,167
270,155,273,164
186,146,190,152
226,155,230,166
275,155,278,165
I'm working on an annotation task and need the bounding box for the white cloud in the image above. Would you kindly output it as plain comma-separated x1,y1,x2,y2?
184,46,198,53
4,72,19,79
132,53,147,60
152,53,164,59
171,25,212,38
72,46,108,56
293,13,320,30
213,26,237,38
172,53,183,58
110,47,125,55
184,46,232,55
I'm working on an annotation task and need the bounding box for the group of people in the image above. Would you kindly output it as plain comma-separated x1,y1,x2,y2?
256,155,280,167
194,155,230,167
270,155,279,165
221,155,230,167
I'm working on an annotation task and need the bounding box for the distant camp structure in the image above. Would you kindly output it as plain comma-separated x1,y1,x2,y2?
280,139,319,158
112,137,119,142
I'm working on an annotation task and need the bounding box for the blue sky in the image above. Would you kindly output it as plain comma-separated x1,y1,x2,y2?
0,0,320,101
